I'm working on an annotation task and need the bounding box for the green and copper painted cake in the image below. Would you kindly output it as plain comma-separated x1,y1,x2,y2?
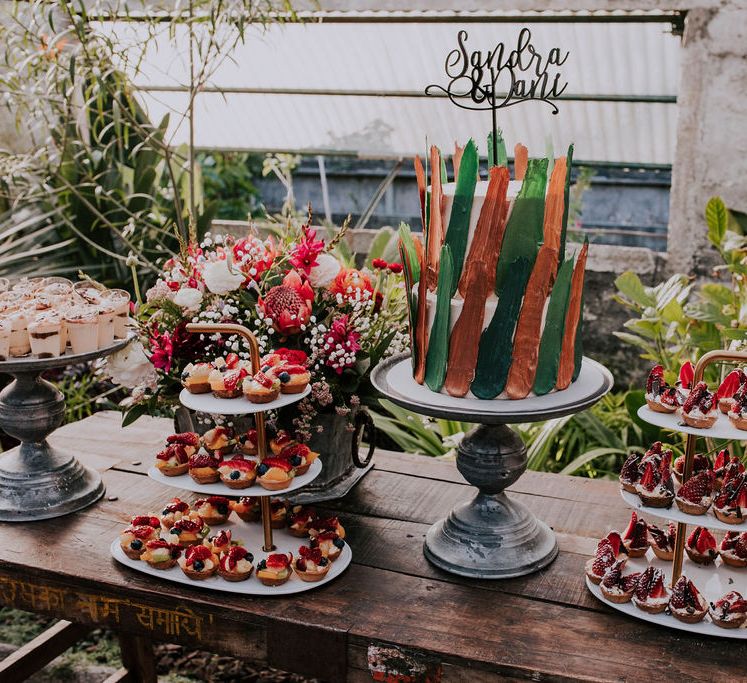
398,133,587,400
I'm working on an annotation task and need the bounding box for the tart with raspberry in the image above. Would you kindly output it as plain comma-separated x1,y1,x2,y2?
218,458,257,489
308,516,346,541
728,383,747,431
160,498,191,529
279,443,319,476
120,520,161,560
269,430,295,456
685,526,718,564
635,454,674,508
310,531,346,561
680,381,717,429
237,428,259,456
269,499,289,529
256,552,293,586
178,544,219,580
645,365,678,413
675,470,714,515
209,353,250,398
256,457,296,491
672,452,711,484
203,529,236,555
181,361,213,394
719,531,747,568
714,473,747,524
631,566,669,614
717,369,746,414
167,513,210,547
218,546,254,582
141,539,182,570
193,496,231,525
294,546,331,582
231,496,260,523
155,443,190,477
648,521,677,561
619,452,643,493
584,538,618,585
188,452,222,485
166,432,200,457
669,576,708,624
710,591,747,629
276,364,311,394
287,505,318,537
242,371,280,404
201,426,234,457
600,559,640,604
621,512,648,557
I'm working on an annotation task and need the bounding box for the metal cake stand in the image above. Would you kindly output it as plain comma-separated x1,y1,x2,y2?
0,337,131,521
371,353,613,579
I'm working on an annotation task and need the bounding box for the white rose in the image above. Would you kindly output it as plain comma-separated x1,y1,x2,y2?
105,340,158,390
202,259,245,295
173,287,203,310
309,252,341,288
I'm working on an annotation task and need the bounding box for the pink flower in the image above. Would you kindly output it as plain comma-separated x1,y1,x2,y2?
149,329,173,372
289,225,325,274
322,315,361,374
259,270,314,335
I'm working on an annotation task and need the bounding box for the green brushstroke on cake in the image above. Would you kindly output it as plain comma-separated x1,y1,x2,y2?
471,257,533,398
440,153,448,185
398,222,420,283
398,240,417,372
533,258,574,395
487,130,508,168
493,158,548,293
572,288,584,382
560,144,574,258
425,245,454,392
444,139,478,294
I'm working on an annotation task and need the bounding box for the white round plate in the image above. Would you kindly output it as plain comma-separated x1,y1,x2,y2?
111,520,351,596
586,548,747,638
179,385,310,416
148,459,322,497
620,488,747,533
637,405,747,442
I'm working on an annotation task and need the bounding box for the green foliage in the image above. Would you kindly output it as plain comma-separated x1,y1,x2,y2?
199,152,264,220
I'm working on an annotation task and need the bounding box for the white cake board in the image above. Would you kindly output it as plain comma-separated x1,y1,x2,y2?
148,459,322,497
637,405,747,442
586,548,747,638
179,386,310,416
111,519,351,596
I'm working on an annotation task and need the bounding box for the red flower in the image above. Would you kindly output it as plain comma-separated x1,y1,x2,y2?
388,262,403,274
372,258,388,270
329,268,373,302
290,226,325,275
259,270,314,335
170,321,204,363
322,315,361,374
275,347,309,366
149,329,173,372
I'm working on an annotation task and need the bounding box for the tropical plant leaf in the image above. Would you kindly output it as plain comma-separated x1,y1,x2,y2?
559,448,626,475
614,271,655,308
705,196,727,247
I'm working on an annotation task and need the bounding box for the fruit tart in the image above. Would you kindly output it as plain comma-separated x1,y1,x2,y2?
631,566,669,614
713,450,745,490
201,426,234,456
680,381,717,429
231,496,260,523
310,531,346,561
669,576,708,624
645,365,679,413
276,363,311,394
675,470,714,515
167,513,210,547
203,529,237,555
672,452,711,484
181,361,213,394
710,591,747,629
242,371,280,404
218,546,254,582
188,452,222,485
269,430,295,456
256,457,296,491
167,432,200,457
256,552,293,586
155,443,190,477
600,559,640,604
635,453,674,508
728,383,747,431
294,546,331,582
716,369,746,414
141,539,182,570
713,473,747,524
178,544,219,580
619,451,643,493
209,353,250,398
648,521,677,561
584,538,619,585
160,498,191,529
193,496,231,525
218,458,257,489
287,505,318,537
269,499,289,529
237,428,259,456
719,531,747,568
308,516,346,541
684,526,718,564
279,443,319,476
621,512,648,557
120,519,161,560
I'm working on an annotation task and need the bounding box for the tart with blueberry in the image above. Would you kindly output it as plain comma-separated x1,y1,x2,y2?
685,526,718,564
231,496,260,523
600,559,640,604
635,452,674,508
310,531,346,561
181,361,213,394
710,591,747,629
644,365,678,414
167,513,210,547
719,531,747,568
713,473,747,524
141,539,182,570
287,505,318,537
619,451,642,493
193,496,231,525
218,546,254,582
621,512,648,558
256,457,296,491
276,364,311,394
716,368,746,414
669,576,708,624
278,443,319,476
728,383,747,431
155,443,190,477
648,521,676,561
672,452,711,484
201,426,234,457
237,428,259,456
631,566,669,614
584,538,618,585
256,552,293,586
269,430,295,456
160,498,191,529
188,452,222,485
218,458,257,489
294,546,331,582
120,520,161,560
308,516,346,541
209,353,250,399
269,499,289,529
203,529,237,555
675,470,714,515
242,371,280,404
178,544,219,580
680,381,717,429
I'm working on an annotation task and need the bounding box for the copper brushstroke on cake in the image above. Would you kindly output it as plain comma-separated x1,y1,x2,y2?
443,166,511,397
453,142,464,182
514,144,528,181
413,233,429,384
505,157,567,399
414,155,426,232
556,240,588,390
425,146,445,292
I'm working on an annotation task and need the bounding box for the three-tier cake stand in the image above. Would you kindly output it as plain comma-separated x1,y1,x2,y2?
587,349,747,638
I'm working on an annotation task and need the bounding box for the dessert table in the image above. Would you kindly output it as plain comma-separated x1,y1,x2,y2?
0,411,743,682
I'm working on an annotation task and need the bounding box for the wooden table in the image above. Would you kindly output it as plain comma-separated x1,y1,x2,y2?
0,412,741,682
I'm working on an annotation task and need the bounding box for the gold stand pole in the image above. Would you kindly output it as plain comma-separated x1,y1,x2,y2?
670,349,747,584
186,323,276,552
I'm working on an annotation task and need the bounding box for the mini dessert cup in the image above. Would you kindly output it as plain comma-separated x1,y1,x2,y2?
72,281,105,305
106,289,131,339
96,300,116,348
12,277,44,295
28,311,63,358
64,306,100,354
7,310,30,357
0,318,11,361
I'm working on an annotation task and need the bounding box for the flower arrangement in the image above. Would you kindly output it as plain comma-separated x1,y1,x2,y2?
113,213,409,440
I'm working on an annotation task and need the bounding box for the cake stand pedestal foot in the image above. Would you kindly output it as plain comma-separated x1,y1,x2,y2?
423,423,558,579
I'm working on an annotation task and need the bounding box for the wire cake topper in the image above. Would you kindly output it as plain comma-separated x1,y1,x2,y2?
425,28,569,161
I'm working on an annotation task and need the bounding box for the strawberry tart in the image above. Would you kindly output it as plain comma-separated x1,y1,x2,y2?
635,451,674,508
276,364,311,394
155,443,190,477
293,546,331,582
719,531,747,568
309,531,345,561
181,361,213,394
218,458,257,489
141,540,182,570
727,383,747,431
201,426,234,456
209,353,250,398
647,521,676,561
167,513,210,547
203,529,235,555
645,365,679,413
269,499,289,529
160,498,191,529
188,452,222,485
256,552,293,586
309,516,346,541
269,431,295,455
242,371,280,403
672,452,711,484
256,457,296,491
710,591,747,629
714,473,747,524
621,512,648,557
237,428,259,456
599,559,640,604
669,576,708,624
585,537,621,585
680,381,717,429
193,496,231,525
713,450,745,490
287,505,318,537
120,517,161,560
179,544,218,579
618,451,643,493
231,496,260,523
716,369,746,414
675,470,714,515
684,526,718,564
631,566,669,614
278,443,319,476
218,546,254,582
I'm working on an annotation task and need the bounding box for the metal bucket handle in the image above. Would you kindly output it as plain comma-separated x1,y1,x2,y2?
352,408,375,468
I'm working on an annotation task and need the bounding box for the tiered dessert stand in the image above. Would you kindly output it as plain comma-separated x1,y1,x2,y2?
0,336,132,521
112,323,351,595
587,349,747,638
372,352,613,579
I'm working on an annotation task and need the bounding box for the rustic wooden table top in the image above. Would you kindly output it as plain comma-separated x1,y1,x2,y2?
0,411,740,682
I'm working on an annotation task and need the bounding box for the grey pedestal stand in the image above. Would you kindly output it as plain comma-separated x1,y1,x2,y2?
371,354,613,579
0,337,131,521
